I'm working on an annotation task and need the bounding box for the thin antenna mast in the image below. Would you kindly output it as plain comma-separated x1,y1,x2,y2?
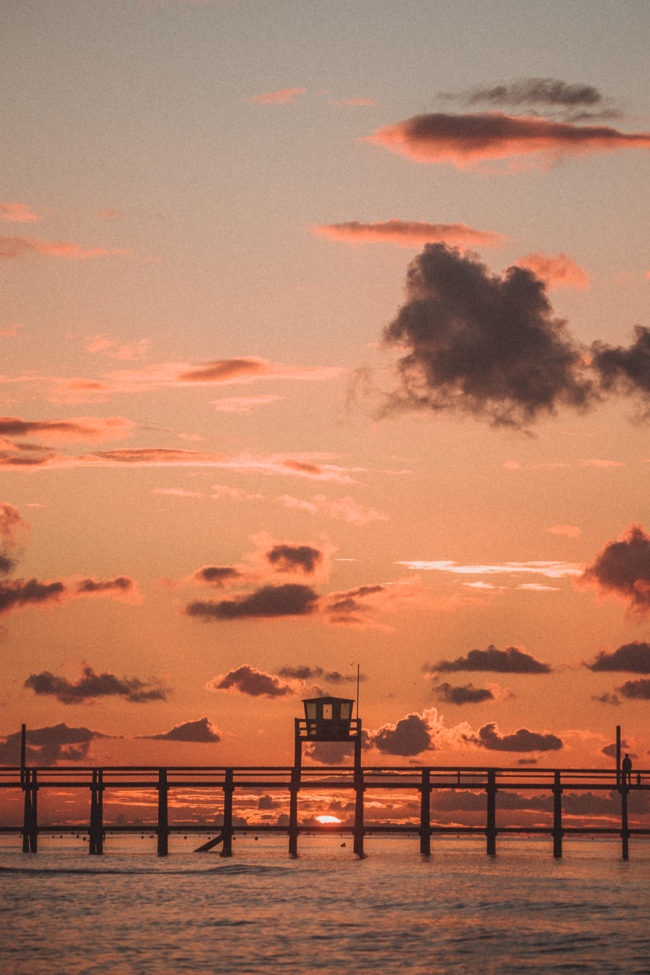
356,663,360,719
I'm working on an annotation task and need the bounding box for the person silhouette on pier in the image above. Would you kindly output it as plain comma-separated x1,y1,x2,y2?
622,753,632,788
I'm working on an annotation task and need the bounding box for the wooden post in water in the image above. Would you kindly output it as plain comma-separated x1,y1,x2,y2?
353,766,365,857
22,768,38,854
157,769,169,857
620,783,629,861
486,769,497,856
220,768,234,858
419,768,431,856
552,771,563,858
89,769,104,854
616,725,621,788
288,767,300,857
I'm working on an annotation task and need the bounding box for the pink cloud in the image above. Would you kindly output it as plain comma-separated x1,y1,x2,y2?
548,524,581,539
310,219,505,249
248,87,307,105
0,415,134,444
85,335,151,361
276,493,388,524
0,203,40,223
0,235,131,259
364,112,650,170
514,252,589,289
210,395,283,414
329,97,376,107
0,444,356,482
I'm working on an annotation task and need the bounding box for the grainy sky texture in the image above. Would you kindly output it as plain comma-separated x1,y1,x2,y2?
2,0,650,775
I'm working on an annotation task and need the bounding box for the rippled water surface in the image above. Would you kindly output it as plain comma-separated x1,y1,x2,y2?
2,836,650,974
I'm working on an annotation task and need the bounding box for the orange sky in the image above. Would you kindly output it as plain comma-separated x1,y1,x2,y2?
2,0,650,794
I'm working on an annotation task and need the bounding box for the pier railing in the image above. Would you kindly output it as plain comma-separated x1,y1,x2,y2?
1,764,646,860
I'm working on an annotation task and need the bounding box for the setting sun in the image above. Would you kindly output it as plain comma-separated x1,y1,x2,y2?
314,815,342,825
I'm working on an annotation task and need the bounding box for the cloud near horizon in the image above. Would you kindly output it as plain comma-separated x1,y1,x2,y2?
310,219,505,249
429,645,552,674
472,722,563,752
381,244,593,429
186,583,319,621
24,665,167,704
364,112,650,169
586,642,650,673
142,717,221,742
207,664,295,697
433,682,495,705
0,722,104,766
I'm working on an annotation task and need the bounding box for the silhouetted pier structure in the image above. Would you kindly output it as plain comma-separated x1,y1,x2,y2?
3,715,644,860
2,763,648,860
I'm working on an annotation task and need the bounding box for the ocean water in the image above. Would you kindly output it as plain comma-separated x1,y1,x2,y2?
1,835,649,974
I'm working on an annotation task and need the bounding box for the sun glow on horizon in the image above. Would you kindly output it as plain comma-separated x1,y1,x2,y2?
314,814,342,824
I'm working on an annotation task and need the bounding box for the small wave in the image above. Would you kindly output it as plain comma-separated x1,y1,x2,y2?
0,862,291,878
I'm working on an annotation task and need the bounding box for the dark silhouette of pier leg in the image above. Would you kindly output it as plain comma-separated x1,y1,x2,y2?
89,769,104,854
220,768,234,858
157,769,169,857
620,785,629,861
486,770,497,856
420,769,431,856
22,769,38,853
194,832,224,853
289,767,300,857
353,766,365,857
553,771,563,858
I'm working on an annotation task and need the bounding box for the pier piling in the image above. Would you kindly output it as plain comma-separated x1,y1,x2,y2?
419,769,431,856
157,769,169,857
553,771,563,858
486,769,497,856
220,768,234,857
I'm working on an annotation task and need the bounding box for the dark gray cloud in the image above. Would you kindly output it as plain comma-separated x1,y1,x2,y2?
602,739,631,759
580,524,650,615
371,713,432,756
434,682,494,705
144,717,221,742
442,78,603,109
24,665,167,704
0,552,14,574
382,244,593,429
0,577,65,614
474,722,563,752
266,543,323,574
587,642,650,673
209,664,294,698
593,692,621,707
186,583,318,621
194,566,242,586
0,722,104,766
278,664,360,684
617,679,650,701
431,644,551,674
305,740,357,765
0,502,27,575
592,326,650,411
76,576,133,595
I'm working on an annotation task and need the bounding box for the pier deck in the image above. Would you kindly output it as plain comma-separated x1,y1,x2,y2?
1,764,645,859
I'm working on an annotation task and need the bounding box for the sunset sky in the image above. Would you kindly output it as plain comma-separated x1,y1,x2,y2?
2,0,650,785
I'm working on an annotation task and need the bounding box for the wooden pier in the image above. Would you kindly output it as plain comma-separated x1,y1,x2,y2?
1,763,647,860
